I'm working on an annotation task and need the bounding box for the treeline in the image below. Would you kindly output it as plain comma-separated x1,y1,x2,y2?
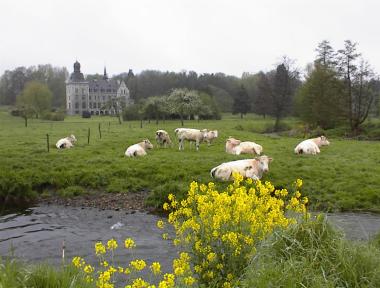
0,64,68,108
1,40,379,133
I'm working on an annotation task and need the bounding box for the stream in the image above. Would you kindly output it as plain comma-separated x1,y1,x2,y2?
1,205,380,269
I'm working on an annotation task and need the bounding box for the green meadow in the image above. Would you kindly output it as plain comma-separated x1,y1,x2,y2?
1,108,380,212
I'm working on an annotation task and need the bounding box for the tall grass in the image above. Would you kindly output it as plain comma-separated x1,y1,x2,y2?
0,257,92,288
241,215,380,287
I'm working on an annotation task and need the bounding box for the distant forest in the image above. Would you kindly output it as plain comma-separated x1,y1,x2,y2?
1,40,380,133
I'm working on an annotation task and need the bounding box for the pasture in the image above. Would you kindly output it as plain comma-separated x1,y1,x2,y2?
0,109,380,212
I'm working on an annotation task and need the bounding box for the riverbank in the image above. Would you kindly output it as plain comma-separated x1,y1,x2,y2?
38,190,154,212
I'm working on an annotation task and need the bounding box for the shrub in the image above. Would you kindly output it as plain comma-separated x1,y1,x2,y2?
122,104,142,121
82,111,91,118
41,111,65,121
163,174,307,287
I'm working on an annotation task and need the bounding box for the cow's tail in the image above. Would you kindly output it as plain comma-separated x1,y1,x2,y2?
210,167,218,179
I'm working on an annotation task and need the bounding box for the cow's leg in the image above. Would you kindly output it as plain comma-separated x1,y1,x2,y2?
196,140,200,151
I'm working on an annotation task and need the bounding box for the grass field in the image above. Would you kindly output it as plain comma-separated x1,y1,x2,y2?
1,108,380,212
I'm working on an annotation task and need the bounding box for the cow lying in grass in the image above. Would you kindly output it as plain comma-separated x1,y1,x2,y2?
155,130,172,148
201,129,218,146
225,137,263,155
294,136,330,155
175,128,205,151
56,134,77,149
125,139,153,157
210,155,273,181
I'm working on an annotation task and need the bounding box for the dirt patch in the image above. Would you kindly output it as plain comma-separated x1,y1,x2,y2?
38,190,154,212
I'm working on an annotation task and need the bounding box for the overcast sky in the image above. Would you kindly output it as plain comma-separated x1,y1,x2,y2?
1,0,379,77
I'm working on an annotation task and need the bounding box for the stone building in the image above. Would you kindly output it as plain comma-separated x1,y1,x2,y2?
66,61,132,115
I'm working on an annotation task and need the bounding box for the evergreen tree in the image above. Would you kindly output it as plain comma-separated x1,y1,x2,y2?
232,85,251,118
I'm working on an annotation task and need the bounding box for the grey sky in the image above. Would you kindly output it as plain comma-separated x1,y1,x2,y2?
1,0,379,77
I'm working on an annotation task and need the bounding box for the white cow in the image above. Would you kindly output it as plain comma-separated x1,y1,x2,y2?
125,139,154,157
175,128,205,151
210,155,273,181
202,129,218,146
294,136,330,155
225,137,263,155
155,130,172,148
56,134,77,149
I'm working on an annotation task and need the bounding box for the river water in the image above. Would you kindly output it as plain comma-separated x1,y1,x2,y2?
1,205,380,269
0,205,177,273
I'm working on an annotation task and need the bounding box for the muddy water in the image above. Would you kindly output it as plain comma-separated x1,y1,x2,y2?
1,205,380,269
0,205,177,272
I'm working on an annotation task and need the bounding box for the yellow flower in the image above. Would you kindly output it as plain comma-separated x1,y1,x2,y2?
162,233,168,240
207,252,216,262
131,278,150,288
163,203,170,211
83,264,94,273
296,179,303,188
95,242,106,255
130,259,146,271
156,220,165,229
72,256,85,268
124,267,131,275
101,260,109,267
150,262,161,275
124,238,136,249
184,276,196,285
107,238,118,250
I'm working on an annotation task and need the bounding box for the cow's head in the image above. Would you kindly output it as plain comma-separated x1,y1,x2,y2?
226,137,241,146
143,139,153,149
69,134,77,143
319,136,330,146
255,155,273,173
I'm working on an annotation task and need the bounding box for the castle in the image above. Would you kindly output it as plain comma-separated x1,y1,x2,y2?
66,61,132,115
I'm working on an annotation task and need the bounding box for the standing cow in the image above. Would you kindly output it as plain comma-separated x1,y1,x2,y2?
155,130,172,148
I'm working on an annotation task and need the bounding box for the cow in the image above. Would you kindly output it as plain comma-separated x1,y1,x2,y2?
155,130,172,148
210,155,273,181
294,136,330,155
125,139,153,157
201,129,218,146
175,128,205,151
225,137,263,155
56,134,77,149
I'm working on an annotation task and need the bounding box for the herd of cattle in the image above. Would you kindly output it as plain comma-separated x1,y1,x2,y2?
55,128,330,182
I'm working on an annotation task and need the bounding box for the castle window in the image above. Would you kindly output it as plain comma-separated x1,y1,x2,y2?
69,103,71,109
113,89,116,93
89,88,92,92
100,88,104,92
89,95,92,100
82,102,86,109
82,88,85,94
75,102,79,109
107,88,111,92
94,88,98,92
103,96,105,101
75,88,78,93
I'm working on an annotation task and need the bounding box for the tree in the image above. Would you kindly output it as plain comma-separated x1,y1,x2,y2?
232,85,251,118
167,88,202,126
255,71,273,118
337,40,376,133
350,60,376,132
296,63,345,129
143,96,167,124
315,40,336,68
17,81,52,119
271,58,299,131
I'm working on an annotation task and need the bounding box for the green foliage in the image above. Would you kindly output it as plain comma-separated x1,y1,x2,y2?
241,215,380,287
0,258,92,288
41,110,65,121
232,85,251,118
122,103,143,121
17,81,52,119
296,64,345,129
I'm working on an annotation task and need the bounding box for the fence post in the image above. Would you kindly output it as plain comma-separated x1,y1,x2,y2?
88,128,90,144
140,119,143,129
98,123,102,139
108,121,110,132
46,133,50,152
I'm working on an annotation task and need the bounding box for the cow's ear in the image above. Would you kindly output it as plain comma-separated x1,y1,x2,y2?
269,157,273,162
